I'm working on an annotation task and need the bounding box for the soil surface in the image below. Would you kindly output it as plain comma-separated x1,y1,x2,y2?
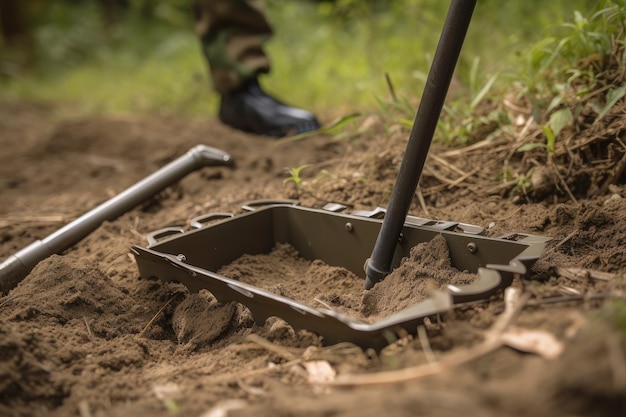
1,99,625,417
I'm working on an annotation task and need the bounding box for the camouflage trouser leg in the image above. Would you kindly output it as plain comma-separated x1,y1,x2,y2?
193,0,272,94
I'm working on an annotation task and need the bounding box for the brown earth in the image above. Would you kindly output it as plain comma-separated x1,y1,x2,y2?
0,98,625,417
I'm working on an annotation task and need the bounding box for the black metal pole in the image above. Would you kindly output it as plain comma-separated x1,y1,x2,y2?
365,0,477,289
0,145,232,294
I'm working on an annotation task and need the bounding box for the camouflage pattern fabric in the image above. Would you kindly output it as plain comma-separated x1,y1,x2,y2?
193,0,272,94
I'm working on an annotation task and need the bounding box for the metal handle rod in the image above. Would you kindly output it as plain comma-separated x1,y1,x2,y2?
365,0,477,289
0,144,232,294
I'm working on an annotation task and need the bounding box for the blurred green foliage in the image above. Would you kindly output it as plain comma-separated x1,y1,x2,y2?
0,0,603,118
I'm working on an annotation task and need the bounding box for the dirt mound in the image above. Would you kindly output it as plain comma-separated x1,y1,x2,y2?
6,255,140,336
0,255,157,416
171,293,237,349
362,234,476,319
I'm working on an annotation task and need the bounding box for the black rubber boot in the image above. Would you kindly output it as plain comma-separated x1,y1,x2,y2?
218,79,320,137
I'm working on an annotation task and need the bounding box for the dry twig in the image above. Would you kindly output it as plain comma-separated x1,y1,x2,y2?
549,160,578,204
429,153,467,177
554,266,616,282
236,379,267,397
546,231,578,255
416,186,430,217
206,358,303,385
313,297,334,311
138,293,181,338
601,150,626,194
417,325,437,365
0,295,14,308
243,334,299,361
446,168,479,189
424,166,456,186
441,138,509,157
526,293,612,306
0,215,66,229
83,316,92,338
324,288,528,387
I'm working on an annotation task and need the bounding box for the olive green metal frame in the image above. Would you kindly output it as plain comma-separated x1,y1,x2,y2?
132,202,550,349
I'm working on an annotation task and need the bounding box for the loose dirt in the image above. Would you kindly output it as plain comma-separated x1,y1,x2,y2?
0,99,624,417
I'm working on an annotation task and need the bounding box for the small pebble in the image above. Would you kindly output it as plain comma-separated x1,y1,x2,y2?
604,193,622,206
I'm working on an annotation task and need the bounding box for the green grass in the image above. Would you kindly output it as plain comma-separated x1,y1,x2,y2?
2,22,215,116
507,0,626,161
4,37,213,117
0,0,599,120
265,0,596,117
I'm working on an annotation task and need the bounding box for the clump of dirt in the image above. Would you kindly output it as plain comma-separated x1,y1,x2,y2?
171,293,237,350
0,321,68,412
0,255,157,415
362,234,476,319
537,322,626,416
6,255,142,338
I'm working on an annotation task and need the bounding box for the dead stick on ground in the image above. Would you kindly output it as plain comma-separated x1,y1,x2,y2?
417,325,437,365
416,186,430,217
0,295,14,308
554,266,616,282
0,216,66,229
429,153,467,177
446,168,479,189
546,231,578,255
503,98,530,114
83,316,92,338
601,151,626,194
550,160,578,204
515,115,535,140
244,334,299,361
138,294,181,338
526,293,613,306
424,166,456,186
314,297,334,311
442,139,507,157
207,359,303,385
494,207,522,222
323,288,528,387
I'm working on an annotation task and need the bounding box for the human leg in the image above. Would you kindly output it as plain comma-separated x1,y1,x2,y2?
192,0,320,137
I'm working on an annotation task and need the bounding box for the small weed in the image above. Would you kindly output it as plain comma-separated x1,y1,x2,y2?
543,107,573,154
502,168,535,196
592,84,626,122
511,1,626,167
283,164,312,189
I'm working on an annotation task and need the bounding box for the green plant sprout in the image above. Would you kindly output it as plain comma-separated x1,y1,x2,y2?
283,164,312,188
502,167,535,196
593,84,626,122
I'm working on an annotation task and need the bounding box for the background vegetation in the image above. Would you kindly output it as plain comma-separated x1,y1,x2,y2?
0,0,598,120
